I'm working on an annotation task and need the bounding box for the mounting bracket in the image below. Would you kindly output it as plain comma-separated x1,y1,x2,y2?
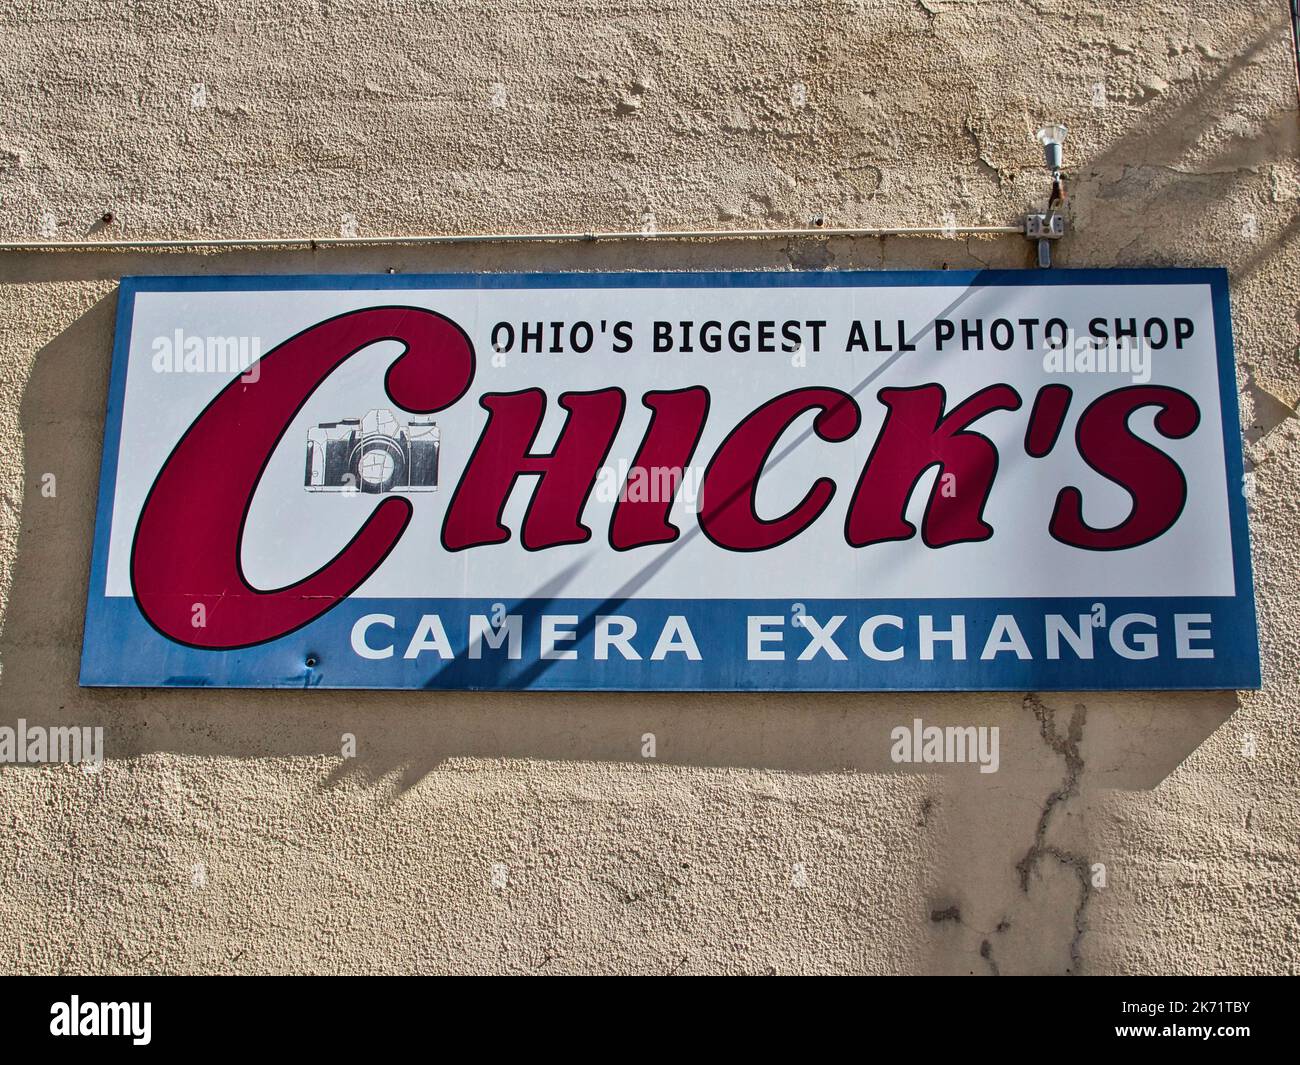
1026,212,1066,269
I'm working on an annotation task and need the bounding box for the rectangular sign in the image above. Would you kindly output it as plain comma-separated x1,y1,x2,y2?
81,269,1259,690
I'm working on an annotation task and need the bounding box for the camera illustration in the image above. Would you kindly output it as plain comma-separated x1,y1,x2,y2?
304,408,440,494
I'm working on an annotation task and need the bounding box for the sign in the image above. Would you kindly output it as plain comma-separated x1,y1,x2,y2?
81,269,1259,690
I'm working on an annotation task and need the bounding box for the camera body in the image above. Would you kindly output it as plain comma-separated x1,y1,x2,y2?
305,408,439,494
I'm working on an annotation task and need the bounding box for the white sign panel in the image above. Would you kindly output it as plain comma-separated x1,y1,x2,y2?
81,270,1258,690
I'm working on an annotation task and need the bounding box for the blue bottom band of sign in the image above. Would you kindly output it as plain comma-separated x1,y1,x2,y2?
81,594,1260,691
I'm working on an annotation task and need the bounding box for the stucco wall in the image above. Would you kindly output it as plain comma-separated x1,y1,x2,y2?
0,0,1296,974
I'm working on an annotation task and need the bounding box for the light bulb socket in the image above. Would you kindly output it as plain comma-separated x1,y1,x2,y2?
1036,123,1067,174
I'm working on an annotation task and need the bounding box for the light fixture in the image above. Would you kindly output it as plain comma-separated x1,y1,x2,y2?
1030,123,1069,268
1036,123,1068,173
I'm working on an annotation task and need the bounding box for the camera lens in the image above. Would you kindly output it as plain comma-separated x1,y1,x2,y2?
358,450,396,487
349,410,408,493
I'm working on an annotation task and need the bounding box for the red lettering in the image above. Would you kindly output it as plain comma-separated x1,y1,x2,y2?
1049,385,1199,550
132,307,475,649
698,388,860,551
441,388,625,551
845,384,1021,548
1024,384,1073,458
610,388,710,550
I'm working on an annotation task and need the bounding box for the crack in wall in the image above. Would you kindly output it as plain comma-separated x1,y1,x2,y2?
1243,363,1299,448
1016,693,1093,974
961,116,1006,185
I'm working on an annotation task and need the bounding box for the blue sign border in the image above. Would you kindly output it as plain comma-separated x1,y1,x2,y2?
80,268,1261,691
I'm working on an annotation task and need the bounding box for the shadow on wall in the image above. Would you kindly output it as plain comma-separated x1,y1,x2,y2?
1065,22,1299,275
0,234,1245,796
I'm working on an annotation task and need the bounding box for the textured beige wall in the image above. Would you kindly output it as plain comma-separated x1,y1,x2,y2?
0,0,1296,974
